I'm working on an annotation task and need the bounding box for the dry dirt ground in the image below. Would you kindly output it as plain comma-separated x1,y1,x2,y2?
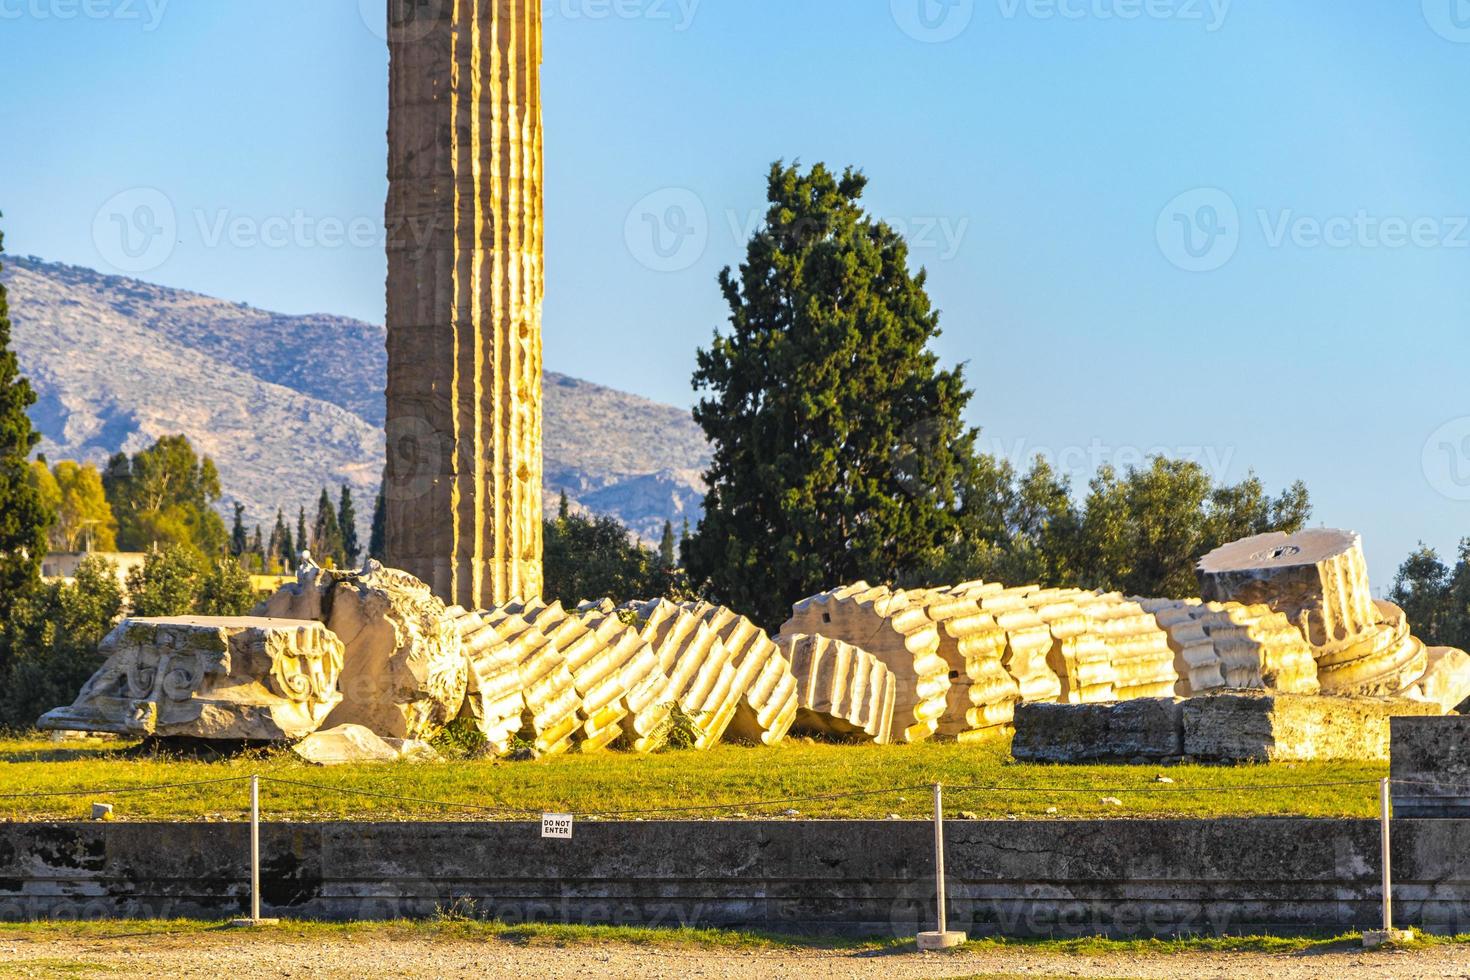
1,933,1467,980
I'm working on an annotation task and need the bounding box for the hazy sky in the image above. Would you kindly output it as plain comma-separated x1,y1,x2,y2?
1,1,1468,588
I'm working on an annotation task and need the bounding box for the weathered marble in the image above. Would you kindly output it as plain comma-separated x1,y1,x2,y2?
778,633,896,744
256,564,468,741
39,617,343,740
1197,529,1377,647
1182,692,1440,762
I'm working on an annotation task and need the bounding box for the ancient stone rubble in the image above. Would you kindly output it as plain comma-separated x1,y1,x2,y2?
568,601,670,753
1313,600,1428,697
256,563,468,741
39,617,343,741
778,633,897,744
911,589,1021,741
782,584,949,743
623,599,742,749
686,602,799,746
1403,647,1470,714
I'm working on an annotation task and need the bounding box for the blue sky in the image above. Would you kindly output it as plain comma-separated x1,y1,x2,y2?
1,0,1468,589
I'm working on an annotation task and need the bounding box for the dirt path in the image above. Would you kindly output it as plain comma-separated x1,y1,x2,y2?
1,932,1467,980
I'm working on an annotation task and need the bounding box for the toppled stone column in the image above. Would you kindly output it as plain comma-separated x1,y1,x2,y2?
567,602,671,753
40,617,344,741
1140,599,1225,696
1197,529,1377,646
1402,647,1470,713
625,599,742,749
779,633,897,744
783,584,948,743
1314,600,1429,697
383,0,545,608
688,602,799,746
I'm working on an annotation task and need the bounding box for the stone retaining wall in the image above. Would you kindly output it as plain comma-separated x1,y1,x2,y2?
4,818,1470,937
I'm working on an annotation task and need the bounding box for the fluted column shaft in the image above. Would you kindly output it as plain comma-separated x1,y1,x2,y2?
385,0,544,607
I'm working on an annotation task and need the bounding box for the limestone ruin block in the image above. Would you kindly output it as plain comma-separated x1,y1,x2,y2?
1182,692,1440,762
1314,601,1429,698
1141,599,1226,696
783,584,948,743
1197,529,1378,647
623,600,742,749
256,564,469,741
450,605,526,754
564,605,671,753
1081,597,1178,701
383,0,545,609
1192,602,1320,695
1025,593,1112,704
39,617,343,741
1403,647,1470,714
687,602,799,745
909,590,1019,739
778,633,897,743
1012,699,1186,764
292,723,404,765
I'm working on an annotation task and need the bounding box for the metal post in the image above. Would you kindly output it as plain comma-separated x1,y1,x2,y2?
1363,776,1405,946
251,774,261,922
917,781,966,950
1380,776,1392,934
231,774,277,927
933,782,947,935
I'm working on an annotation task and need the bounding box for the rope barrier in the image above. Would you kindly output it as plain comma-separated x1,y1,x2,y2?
0,775,252,800
943,778,1383,796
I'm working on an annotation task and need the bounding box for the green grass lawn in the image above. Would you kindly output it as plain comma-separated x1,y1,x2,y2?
0,734,1387,822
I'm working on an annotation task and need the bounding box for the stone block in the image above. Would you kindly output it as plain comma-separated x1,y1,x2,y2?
1390,716,1470,818
39,616,343,741
292,724,403,765
1182,692,1442,763
1011,698,1185,763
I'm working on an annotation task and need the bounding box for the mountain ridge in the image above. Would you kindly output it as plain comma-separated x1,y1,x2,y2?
0,254,710,543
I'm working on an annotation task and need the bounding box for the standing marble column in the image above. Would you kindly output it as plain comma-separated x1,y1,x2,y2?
384,0,544,607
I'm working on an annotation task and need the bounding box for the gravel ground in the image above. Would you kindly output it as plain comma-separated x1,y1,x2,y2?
2,934,1468,979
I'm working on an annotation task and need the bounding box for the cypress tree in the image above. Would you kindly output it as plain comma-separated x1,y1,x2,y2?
658,520,676,569
297,507,308,563
368,489,386,561
557,490,570,521
312,488,343,567
0,220,53,627
338,485,361,568
230,503,248,556
687,163,977,628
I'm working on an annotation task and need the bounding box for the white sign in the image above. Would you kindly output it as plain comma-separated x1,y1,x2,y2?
541,813,574,840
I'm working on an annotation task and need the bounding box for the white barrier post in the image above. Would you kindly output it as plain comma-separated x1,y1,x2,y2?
1363,776,1408,947
917,781,966,951
231,774,278,928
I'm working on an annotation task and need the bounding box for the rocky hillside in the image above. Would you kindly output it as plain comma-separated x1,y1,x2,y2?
0,255,709,543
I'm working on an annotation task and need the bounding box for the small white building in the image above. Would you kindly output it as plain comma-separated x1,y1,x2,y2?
41,552,148,587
